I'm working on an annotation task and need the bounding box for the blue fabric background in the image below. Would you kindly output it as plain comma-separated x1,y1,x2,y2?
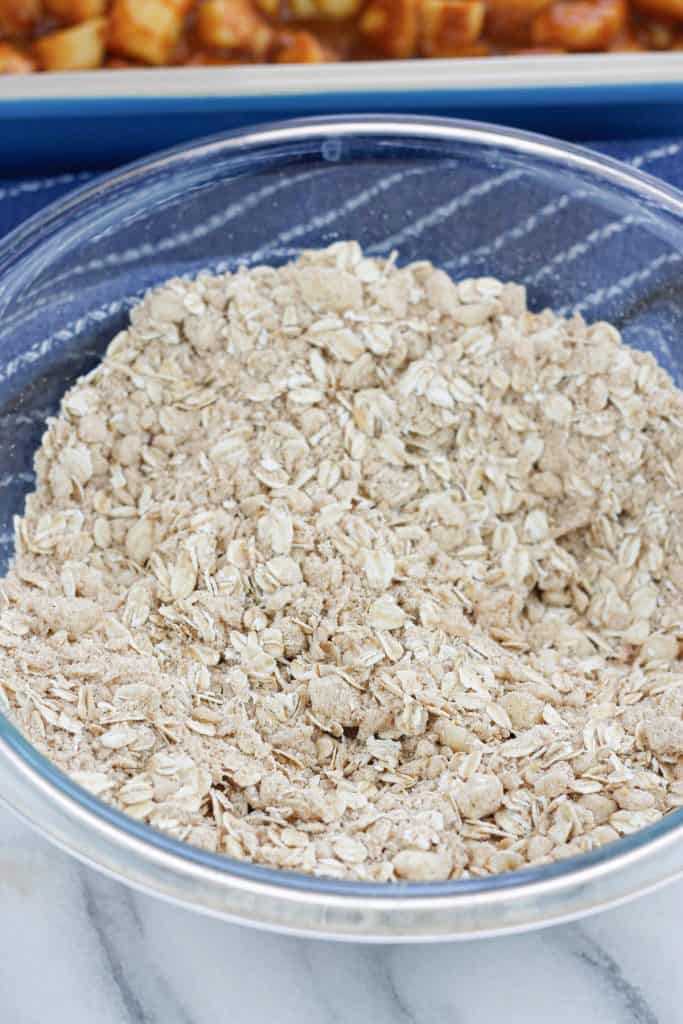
0,136,681,241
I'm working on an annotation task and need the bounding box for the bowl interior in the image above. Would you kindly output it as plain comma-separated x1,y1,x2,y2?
0,118,682,918
2,123,682,571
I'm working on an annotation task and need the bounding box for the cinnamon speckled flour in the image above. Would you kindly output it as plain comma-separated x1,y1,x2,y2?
2,242,683,882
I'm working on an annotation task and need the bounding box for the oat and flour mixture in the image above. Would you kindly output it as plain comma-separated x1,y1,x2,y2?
2,242,683,882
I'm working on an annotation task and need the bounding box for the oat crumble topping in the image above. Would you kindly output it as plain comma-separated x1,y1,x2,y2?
2,242,683,883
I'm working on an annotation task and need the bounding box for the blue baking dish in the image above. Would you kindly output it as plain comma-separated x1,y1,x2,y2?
2,52,683,172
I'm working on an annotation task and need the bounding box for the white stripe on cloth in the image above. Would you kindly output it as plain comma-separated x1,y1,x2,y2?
557,251,682,316
524,215,638,287
0,170,94,203
0,471,34,491
0,295,137,386
631,141,682,168
446,140,682,276
367,169,522,254
27,166,327,300
0,408,53,428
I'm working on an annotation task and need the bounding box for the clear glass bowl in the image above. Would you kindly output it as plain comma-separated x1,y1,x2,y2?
1,115,682,942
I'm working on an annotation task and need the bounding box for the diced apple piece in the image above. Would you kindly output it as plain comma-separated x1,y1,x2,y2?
0,41,35,73
108,0,182,66
360,0,419,57
44,0,107,23
421,0,486,57
532,0,627,51
0,0,40,35
197,0,273,54
276,29,334,60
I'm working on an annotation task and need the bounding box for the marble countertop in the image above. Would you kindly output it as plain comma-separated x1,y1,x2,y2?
1,803,680,1024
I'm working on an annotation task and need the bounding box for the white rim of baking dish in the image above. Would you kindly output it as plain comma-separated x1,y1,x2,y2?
0,52,681,100
1,115,683,941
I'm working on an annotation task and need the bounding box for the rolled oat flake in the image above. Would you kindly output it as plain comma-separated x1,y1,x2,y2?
2,242,683,882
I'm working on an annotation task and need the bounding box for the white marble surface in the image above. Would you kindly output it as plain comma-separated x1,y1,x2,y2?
1,801,680,1024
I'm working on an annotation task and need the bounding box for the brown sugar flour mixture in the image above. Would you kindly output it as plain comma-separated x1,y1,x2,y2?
2,242,683,882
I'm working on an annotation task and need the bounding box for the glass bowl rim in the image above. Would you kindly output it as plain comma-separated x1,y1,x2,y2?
2,113,683,922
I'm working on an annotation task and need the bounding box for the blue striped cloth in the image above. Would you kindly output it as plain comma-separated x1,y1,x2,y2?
0,137,681,241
